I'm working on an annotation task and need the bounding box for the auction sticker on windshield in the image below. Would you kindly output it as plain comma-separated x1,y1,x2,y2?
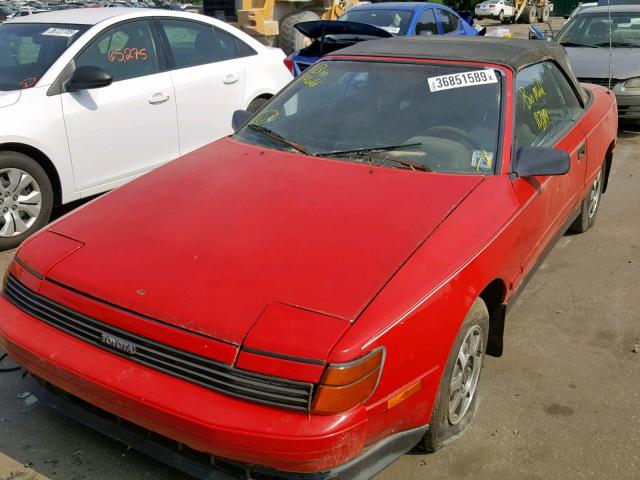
428,69,497,92
42,28,79,37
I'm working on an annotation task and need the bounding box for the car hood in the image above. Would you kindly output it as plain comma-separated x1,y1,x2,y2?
294,20,393,40
44,137,483,346
565,46,640,79
0,90,20,108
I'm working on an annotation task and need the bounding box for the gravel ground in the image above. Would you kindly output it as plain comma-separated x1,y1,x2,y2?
2,18,639,480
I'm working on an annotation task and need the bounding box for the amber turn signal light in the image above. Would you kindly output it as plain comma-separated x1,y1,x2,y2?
311,348,384,415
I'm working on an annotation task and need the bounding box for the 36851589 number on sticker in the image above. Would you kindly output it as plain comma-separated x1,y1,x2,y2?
428,69,498,93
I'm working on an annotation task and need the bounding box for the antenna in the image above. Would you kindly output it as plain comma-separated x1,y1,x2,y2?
607,0,613,91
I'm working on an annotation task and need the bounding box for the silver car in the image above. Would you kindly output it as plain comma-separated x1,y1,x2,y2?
556,5,640,119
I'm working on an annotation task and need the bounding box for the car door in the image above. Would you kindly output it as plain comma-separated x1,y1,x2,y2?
61,19,179,191
156,18,247,156
510,61,586,285
436,8,463,35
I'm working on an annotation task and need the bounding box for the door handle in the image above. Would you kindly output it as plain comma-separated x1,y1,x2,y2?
148,92,170,105
223,74,239,85
577,143,586,161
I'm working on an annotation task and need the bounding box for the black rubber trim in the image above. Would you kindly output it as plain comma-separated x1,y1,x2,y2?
14,257,44,280
241,347,326,366
27,375,428,480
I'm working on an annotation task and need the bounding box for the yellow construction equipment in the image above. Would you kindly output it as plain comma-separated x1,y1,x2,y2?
514,0,554,23
235,0,361,54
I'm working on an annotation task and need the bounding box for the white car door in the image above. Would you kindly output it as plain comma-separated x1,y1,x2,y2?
156,18,246,155
61,19,179,191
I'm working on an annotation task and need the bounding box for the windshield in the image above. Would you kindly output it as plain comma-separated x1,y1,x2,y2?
235,61,503,175
557,12,640,47
339,9,413,35
0,23,88,91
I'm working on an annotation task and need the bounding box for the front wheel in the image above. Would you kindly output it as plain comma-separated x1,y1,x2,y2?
498,10,504,21
569,168,604,234
0,152,54,250
421,298,489,452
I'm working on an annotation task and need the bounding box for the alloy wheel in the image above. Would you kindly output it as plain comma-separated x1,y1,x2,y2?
588,170,602,219
448,325,484,425
0,168,43,237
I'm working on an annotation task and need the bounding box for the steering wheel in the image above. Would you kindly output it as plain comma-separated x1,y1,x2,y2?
423,126,479,151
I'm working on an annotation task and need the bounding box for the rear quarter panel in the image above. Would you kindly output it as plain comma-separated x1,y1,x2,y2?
579,84,618,188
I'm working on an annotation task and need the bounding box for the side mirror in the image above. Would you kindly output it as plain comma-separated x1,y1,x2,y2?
513,146,570,177
232,109,252,131
66,66,113,92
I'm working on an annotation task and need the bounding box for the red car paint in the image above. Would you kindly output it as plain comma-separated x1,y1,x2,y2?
0,53,617,475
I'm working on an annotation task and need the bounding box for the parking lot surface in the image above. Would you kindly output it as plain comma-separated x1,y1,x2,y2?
1,19,639,480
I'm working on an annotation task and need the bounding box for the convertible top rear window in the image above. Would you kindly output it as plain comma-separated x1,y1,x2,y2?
236,60,503,175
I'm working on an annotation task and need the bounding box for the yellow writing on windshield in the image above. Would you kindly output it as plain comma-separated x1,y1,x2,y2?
534,108,550,131
303,63,329,88
519,80,546,110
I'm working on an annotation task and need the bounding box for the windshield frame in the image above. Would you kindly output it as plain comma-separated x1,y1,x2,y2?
0,22,90,91
235,57,508,176
556,10,640,48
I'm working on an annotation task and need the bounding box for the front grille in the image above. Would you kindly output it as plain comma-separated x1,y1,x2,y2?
5,276,314,411
578,77,619,88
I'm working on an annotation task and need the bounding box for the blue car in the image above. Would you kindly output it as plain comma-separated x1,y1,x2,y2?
286,2,481,76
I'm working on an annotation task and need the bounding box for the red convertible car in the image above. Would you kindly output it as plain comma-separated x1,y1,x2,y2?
0,37,616,479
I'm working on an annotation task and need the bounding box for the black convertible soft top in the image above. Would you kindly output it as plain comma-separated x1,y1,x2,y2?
332,36,588,104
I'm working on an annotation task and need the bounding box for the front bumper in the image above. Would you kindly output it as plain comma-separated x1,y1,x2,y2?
28,375,427,480
0,294,364,473
615,93,640,119
0,294,424,478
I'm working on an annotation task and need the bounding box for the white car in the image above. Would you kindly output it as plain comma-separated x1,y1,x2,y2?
0,8,292,248
474,0,515,22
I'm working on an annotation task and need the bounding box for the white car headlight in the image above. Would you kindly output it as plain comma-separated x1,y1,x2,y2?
623,77,640,89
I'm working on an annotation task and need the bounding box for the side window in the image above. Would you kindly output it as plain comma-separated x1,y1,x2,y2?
213,27,256,60
438,9,460,34
548,62,583,118
159,19,221,68
415,9,438,36
515,62,576,147
75,21,159,82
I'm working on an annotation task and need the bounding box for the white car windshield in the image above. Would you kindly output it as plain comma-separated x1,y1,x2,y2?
557,12,640,47
0,23,88,91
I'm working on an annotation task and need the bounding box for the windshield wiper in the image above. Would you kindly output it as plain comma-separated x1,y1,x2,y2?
246,124,311,155
316,143,422,158
559,41,599,48
381,157,431,172
317,143,430,171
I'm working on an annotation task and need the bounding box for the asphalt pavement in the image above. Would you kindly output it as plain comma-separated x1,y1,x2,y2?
1,19,639,480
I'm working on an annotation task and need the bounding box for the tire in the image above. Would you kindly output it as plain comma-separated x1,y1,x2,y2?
519,5,536,23
498,9,504,21
541,5,550,22
0,151,53,250
421,298,489,452
278,10,320,55
569,166,604,234
247,97,270,114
